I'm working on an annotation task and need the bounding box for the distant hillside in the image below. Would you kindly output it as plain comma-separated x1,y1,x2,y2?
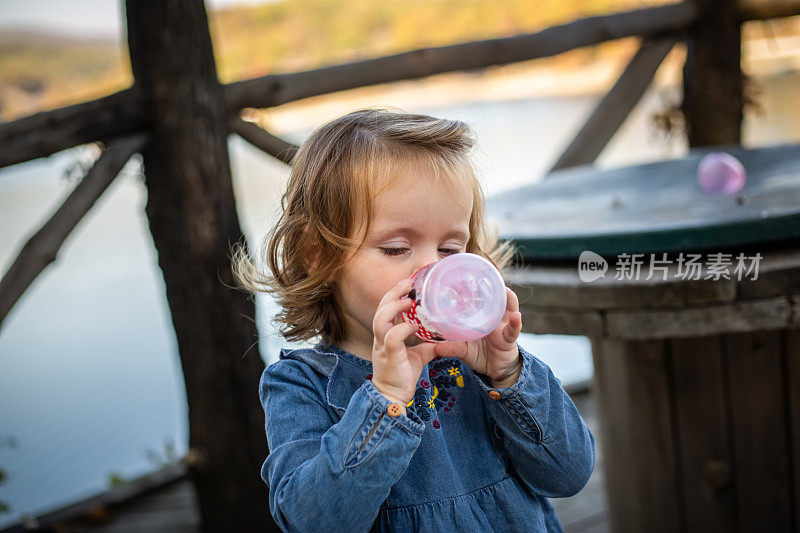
207,0,673,80
0,0,788,121
0,29,128,115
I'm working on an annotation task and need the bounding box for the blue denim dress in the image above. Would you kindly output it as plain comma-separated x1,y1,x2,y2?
259,342,595,532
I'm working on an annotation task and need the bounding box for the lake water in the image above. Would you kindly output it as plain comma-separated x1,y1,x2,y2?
1,70,798,526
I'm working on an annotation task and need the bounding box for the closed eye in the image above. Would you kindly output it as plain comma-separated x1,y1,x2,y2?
379,248,461,257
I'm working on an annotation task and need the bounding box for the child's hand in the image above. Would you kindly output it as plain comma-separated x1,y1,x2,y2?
434,287,523,388
370,279,439,413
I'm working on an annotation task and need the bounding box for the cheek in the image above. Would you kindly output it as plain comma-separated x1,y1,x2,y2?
344,269,388,311
366,277,394,310
364,275,403,316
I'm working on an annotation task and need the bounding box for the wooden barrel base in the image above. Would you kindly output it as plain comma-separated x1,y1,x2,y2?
590,329,800,532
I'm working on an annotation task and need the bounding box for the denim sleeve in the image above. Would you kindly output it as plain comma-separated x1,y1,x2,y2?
471,344,596,498
260,360,426,532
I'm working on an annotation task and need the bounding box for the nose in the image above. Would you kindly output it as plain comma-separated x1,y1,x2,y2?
410,248,441,276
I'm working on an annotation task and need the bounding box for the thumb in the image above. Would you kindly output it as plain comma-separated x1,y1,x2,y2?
409,342,439,366
435,341,468,359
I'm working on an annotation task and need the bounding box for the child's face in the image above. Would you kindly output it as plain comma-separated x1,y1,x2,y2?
332,169,473,359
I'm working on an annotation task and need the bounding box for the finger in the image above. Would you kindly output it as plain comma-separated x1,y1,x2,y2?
374,278,413,336
505,287,519,313
434,341,468,359
383,321,419,360
503,311,523,344
408,341,439,366
379,278,414,308
374,297,414,340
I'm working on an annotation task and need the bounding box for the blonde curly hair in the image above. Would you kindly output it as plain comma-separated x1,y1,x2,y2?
232,108,516,346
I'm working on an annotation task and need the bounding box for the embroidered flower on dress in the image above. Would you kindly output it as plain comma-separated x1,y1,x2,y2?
404,357,466,429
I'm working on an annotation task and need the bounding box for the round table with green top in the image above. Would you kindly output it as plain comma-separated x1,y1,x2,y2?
487,143,800,532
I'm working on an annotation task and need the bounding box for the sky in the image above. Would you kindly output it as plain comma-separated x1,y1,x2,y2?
0,0,273,39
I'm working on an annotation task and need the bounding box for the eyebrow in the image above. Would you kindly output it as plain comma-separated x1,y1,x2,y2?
371,227,470,241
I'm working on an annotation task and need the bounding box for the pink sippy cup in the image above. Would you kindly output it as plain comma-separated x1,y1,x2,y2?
400,252,507,343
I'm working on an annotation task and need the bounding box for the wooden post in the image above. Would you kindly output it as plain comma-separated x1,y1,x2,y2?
590,337,682,532
125,1,273,531
682,0,744,146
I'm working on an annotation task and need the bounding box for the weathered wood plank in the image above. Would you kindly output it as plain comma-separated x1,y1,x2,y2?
605,293,797,340
590,337,680,532
0,463,188,533
0,2,695,170
91,508,199,532
505,245,800,310
518,307,605,336
670,335,735,532
725,330,793,531
736,248,800,299
785,328,800,530
505,265,736,310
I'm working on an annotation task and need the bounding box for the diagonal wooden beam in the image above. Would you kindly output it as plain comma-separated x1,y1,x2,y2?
549,37,676,173
0,133,148,329
227,116,298,164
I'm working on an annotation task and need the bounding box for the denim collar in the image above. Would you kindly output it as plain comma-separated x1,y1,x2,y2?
278,342,373,415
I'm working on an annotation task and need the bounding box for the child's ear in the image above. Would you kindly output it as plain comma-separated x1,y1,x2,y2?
303,248,334,281
301,225,321,273
303,249,321,274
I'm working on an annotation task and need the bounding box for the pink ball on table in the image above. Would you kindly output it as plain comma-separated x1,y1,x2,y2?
697,152,747,194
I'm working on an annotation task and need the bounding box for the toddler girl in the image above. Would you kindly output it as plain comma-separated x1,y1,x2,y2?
234,108,595,532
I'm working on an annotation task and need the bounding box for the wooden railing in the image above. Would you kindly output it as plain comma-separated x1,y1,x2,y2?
2,0,798,324
1,1,798,529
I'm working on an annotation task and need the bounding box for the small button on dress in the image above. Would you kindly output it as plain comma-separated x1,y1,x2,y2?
387,403,404,417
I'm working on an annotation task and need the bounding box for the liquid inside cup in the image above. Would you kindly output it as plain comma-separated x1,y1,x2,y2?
421,253,507,342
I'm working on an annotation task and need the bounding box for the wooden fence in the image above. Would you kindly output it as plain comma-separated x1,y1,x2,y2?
1,0,798,530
